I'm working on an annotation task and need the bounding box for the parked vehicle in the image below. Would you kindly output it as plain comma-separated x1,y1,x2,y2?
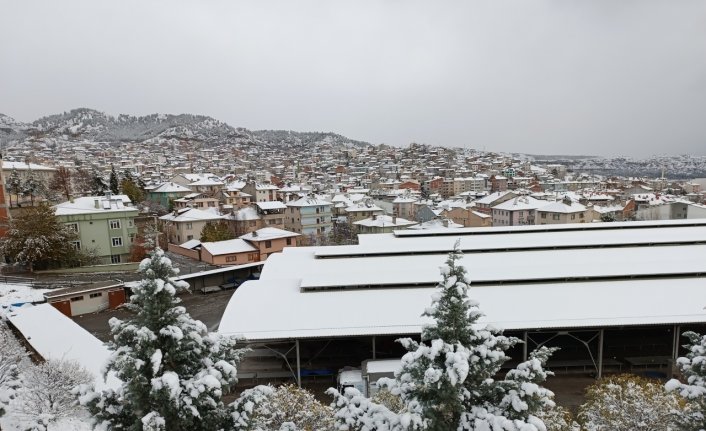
337,359,402,396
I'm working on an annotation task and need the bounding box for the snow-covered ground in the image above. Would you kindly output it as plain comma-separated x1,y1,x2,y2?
0,282,49,306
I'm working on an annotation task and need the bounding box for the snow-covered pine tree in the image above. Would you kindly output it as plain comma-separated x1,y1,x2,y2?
80,246,245,431
109,165,119,195
330,242,556,431
666,331,706,431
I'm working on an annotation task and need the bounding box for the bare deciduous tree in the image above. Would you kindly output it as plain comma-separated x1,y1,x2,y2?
16,359,93,430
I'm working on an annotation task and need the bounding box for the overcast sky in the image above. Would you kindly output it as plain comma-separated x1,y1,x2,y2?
1,1,705,157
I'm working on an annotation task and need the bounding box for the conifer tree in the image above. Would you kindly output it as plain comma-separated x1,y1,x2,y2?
666,331,706,431
7,168,22,207
80,246,245,430
330,242,556,431
109,165,120,194
200,222,235,242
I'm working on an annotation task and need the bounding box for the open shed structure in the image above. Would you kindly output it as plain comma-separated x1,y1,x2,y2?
218,219,706,387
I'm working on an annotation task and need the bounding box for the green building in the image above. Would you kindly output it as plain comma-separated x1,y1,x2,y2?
54,195,139,264
146,182,193,209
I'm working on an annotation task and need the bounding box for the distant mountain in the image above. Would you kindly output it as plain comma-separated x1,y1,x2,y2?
0,108,371,150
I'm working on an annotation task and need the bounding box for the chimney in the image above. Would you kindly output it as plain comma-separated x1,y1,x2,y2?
94,198,100,209
443,218,449,228
392,214,397,224
252,230,258,237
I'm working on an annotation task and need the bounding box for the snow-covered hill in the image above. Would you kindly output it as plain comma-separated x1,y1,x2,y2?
0,108,369,151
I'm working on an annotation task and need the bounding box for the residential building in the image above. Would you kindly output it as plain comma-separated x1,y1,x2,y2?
354,215,417,234
200,239,259,266
536,199,589,224
160,207,224,244
239,227,300,260
491,196,543,226
285,196,333,236
54,195,138,264
242,182,279,202
147,182,193,208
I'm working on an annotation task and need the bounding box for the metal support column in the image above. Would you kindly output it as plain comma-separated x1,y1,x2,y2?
673,325,681,362
522,331,528,362
597,329,604,379
372,336,377,360
295,339,301,388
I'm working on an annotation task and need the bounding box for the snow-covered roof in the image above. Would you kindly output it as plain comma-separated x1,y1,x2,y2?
2,161,56,171
160,207,223,222
54,195,137,216
286,196,332,207
201,239,257,255
227,206,260,221
354,215,417,228
220,276,706,341
474,191,512,205
538,201,587,214
240,227,300,241
255,201,287,210
179,239,202,249
173,262,264,281
7,304,121,390
151,182,193,193
345,202,383,213
407,219,463,230
492,196,543,211
218,220,706,341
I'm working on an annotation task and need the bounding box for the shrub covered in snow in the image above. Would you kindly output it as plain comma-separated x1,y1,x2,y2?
14,359,93,431
79,247,245,431
230,384,335,430
0,326,28,418
535,405,579,431
329,242,556,431
578,374,684,431
665,331,706,431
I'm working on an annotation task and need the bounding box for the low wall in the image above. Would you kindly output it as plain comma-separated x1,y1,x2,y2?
36,262,140,275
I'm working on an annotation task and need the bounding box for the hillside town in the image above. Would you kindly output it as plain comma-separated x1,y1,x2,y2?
0,110,705,430
2,0,706,428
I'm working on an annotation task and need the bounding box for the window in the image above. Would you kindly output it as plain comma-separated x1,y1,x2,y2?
248,253,256,262
70,296,84,302
187,235,193,241
66,222,79,233
109,219,121,229
552,214,560,220
571,214,576,220
265,240,272,248
185,222,193,229
540,213,546,219
226,256,237,262
111,237,123,247
579,213,585,219
128,220,134,228
89,292,103,298
286,238,292,245
111,255,121,264
70,241,81,250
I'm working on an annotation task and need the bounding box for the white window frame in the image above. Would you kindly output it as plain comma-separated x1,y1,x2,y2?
70,240,81,250
111,255,121,264
66,222,79,233
111,237,123,247
109,219,121,229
